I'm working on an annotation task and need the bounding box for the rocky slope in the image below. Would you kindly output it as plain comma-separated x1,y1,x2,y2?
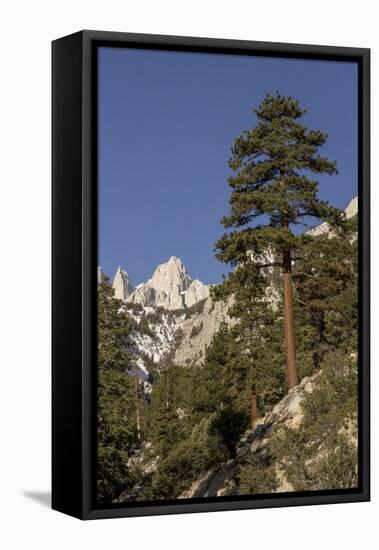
173,296,232,366
125,306,185,370
123,296,232,375
179,374,319,498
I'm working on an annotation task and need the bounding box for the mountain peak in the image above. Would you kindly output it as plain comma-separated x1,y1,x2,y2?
158,256,187,273
115,265,129,276
127,257,209,310
150,257,192,295
168,255,182,264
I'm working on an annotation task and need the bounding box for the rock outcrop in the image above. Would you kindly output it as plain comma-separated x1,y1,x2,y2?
112,266,134,301
307,195,358,237
184,279,210,308
345,196,358,219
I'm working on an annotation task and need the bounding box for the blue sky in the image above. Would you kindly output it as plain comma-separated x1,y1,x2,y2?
98,47,358,285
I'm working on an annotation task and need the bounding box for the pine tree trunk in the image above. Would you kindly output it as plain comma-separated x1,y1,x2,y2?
283,249,298,388
250,384,257,426
135,375,141,440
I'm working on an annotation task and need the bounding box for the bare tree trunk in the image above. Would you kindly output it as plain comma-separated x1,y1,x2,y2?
283,249,298,388
251,384,257,426
134,374,141,440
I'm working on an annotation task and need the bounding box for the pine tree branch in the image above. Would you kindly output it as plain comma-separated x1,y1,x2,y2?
293,271,317,280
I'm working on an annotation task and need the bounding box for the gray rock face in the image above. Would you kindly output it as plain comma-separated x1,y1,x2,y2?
307,221,330,238
307,195,358,237
345,196,358,219
112,266,134,301
184,279,210,308
150,256,192,295
127,256,209,311
174,295,233,366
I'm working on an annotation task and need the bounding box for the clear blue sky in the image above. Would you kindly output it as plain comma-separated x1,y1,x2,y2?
98,47,358,285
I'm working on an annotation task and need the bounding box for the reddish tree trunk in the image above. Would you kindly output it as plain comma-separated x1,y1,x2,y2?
135,375,141,440
283,250,298,389
251,385,257,426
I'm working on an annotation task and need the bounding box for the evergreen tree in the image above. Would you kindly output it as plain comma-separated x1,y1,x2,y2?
215,92,341,389
148,368,180,458
294,215,358,375
192,323,243,413
192,325,250,452
213,261,285,425
97,282,141,503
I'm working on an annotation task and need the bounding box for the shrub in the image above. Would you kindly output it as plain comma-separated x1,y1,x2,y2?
238,455,279,495
151,416,228,499
97,446,134,504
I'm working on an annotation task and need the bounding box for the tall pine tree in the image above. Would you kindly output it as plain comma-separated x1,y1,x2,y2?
215,92,341,389
97,281,141,502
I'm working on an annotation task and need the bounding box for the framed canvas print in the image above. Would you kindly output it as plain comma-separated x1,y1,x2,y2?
52,30,370,520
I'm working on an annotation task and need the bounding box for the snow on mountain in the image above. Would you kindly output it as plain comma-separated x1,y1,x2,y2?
123,305,187,389
98,257,212,380
128,306,185,364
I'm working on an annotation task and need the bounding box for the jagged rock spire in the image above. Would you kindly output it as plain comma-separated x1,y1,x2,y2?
112,266,134,301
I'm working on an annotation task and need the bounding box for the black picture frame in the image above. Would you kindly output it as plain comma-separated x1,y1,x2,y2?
52,30,370,520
